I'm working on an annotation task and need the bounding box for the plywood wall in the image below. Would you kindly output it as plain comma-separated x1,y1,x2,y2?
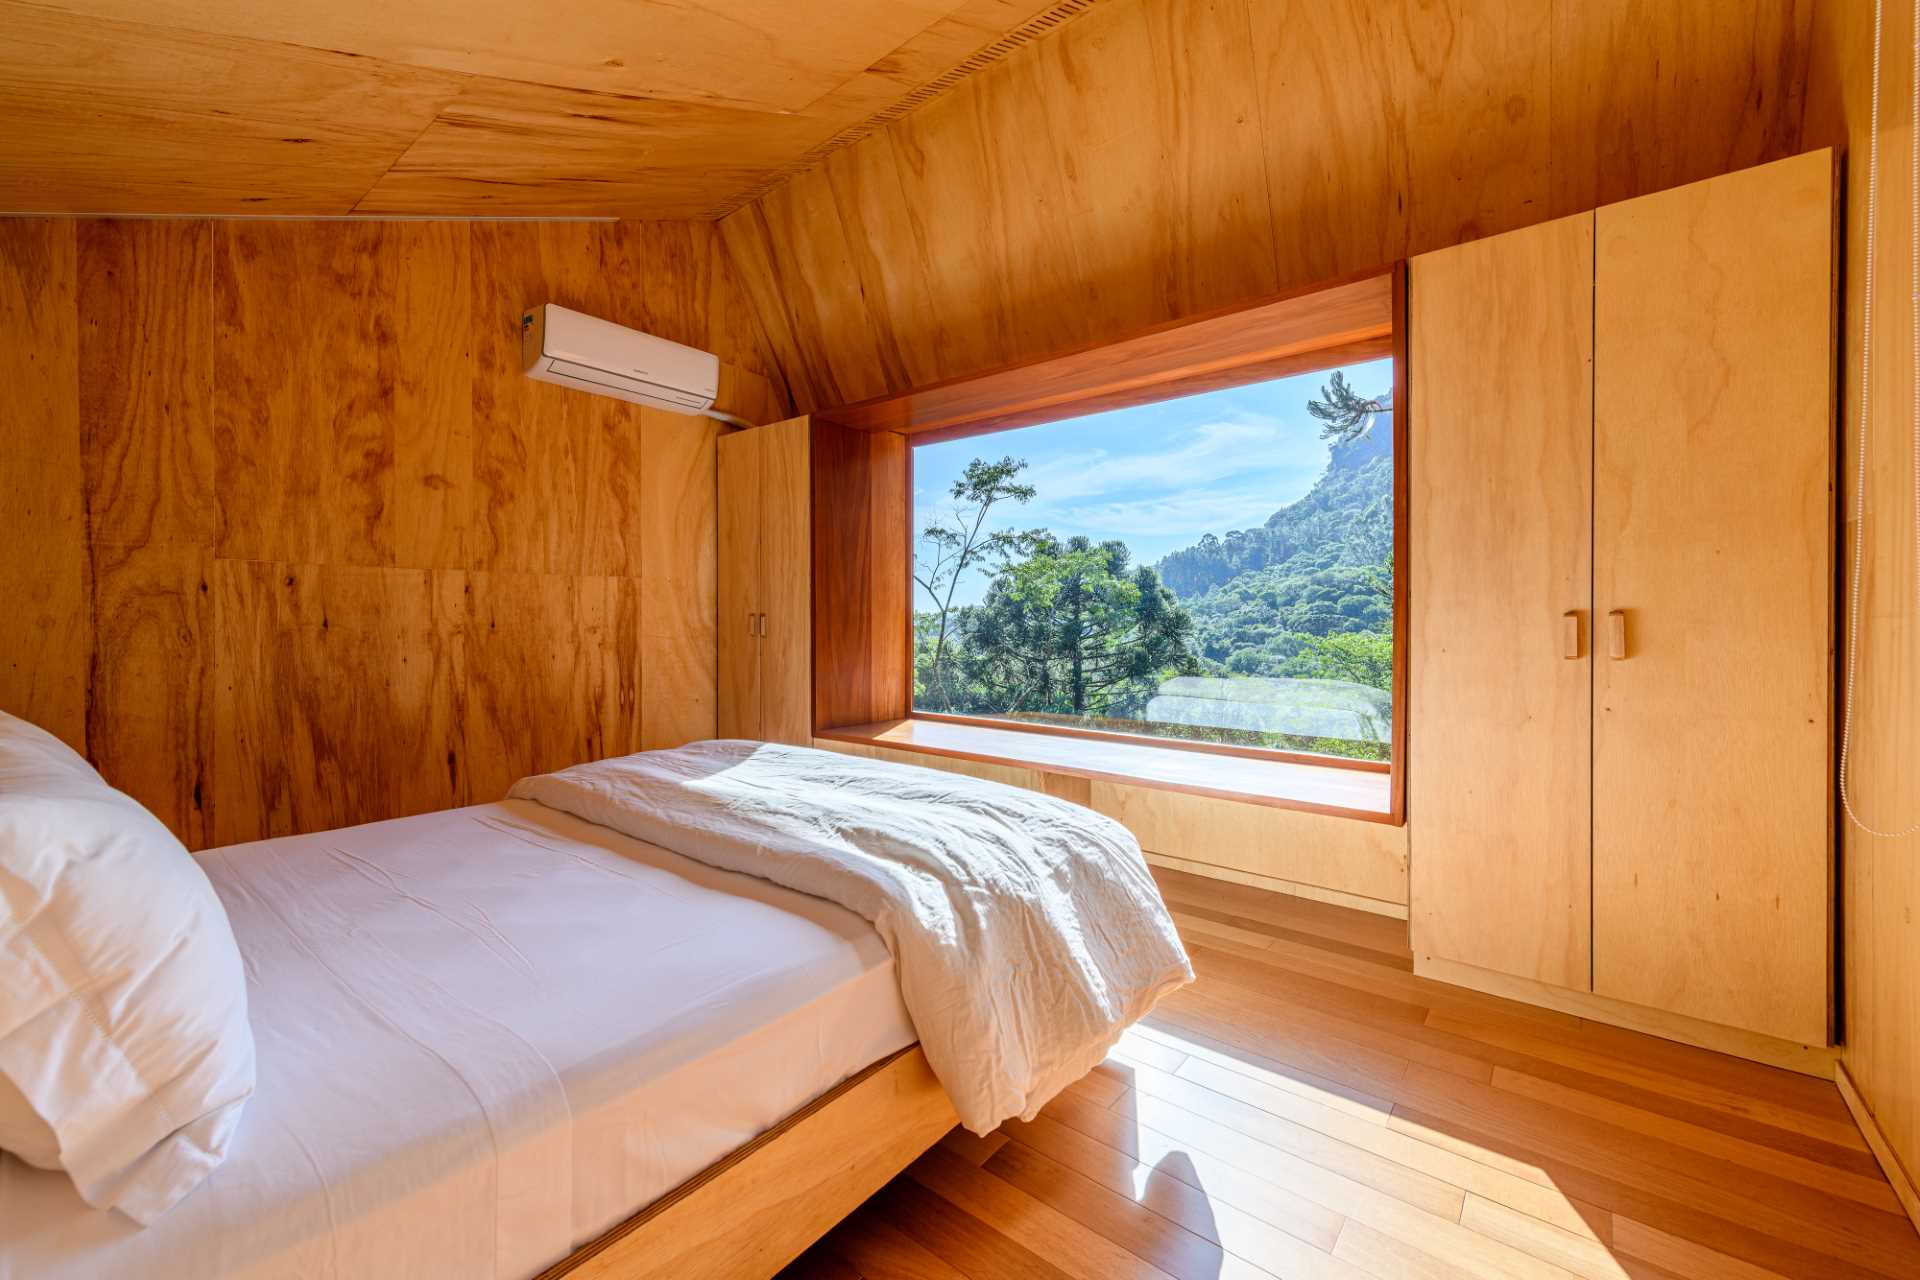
0,217,786,848
1806,0,1920,1206
719,0,1817,414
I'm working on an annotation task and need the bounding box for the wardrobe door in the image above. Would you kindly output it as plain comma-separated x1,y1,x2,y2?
760,417,813,745
716,426,764,739
1592,151,1836,1043
1410,214,1596,989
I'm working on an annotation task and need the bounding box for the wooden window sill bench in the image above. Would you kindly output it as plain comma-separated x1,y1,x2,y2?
815,718,1396,823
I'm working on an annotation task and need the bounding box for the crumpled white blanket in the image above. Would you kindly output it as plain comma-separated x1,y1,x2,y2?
510,739,1194,1132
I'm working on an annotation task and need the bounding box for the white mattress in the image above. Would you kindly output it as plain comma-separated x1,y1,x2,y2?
0,800,917,1280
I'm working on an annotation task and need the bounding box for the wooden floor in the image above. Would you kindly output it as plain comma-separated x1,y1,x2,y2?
776,868,1920,1280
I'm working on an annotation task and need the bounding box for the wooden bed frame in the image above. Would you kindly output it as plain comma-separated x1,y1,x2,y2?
540,1046,956,1280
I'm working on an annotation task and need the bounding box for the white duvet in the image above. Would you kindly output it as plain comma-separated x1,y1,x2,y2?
510,740,1194,1132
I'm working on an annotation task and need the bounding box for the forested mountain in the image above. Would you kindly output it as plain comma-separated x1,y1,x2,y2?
1155,419,1392,677
912,396,1395,758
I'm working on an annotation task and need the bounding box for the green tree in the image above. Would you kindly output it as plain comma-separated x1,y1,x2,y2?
958,534,1200,717
913,456,1037,707
1287,629,1393,691
1306,370,1392,445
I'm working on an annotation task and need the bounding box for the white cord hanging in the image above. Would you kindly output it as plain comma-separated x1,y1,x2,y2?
1839,0,1920,837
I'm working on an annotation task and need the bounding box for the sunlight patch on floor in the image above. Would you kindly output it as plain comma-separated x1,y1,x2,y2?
1100,1022,1634,1279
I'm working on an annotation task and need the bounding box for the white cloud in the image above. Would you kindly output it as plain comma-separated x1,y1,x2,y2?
1013,413,1309,504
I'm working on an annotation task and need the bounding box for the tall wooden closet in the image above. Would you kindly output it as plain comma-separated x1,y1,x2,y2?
717,416,812,744
1410,150,1838,1047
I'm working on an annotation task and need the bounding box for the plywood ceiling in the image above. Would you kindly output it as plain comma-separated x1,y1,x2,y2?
0,0,1097,217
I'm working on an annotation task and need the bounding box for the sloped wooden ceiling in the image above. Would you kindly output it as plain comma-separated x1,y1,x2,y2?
719,0,1820,415
0,0,1095,216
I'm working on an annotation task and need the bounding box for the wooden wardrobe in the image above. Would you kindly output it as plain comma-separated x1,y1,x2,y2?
717,416,811,744
1409,150,1838,1049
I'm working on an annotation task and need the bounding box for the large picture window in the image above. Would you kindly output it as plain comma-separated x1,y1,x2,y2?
911,358,1395,762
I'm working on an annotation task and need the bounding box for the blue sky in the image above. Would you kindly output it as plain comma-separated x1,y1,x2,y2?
913,357,1392,608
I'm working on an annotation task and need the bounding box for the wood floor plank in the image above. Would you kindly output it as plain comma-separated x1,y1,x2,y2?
1458,1193,1622,1279
817,1207,970,1280
1001,1110,1347,1252
1612,1217,1794,1280
1106,1064,1467,1220
1194,932,1874,1171
1125,1021,1399,1123
1185,942,1437,1030
1390,1063,1915,1271
1171,909,1277,951
779,1243,866,1280
1171,974,1497,1086
1153,1051,1603,1236
905,1146,1175,1280
938,1124,1010,1167
1389,1104,1909,1280
1330,1220,1488,1280
1424,1010,1864,1150
1490,1066,1902,1212
867,1177,1078,1280
1108,1027,1190,1075
1147,989,1413,1099
1164,897,1414,969
982,1138,1287,1280
1152,867,1411,956
1184,926,1585,1033
780,881,1911,1280
1442,1002,1848,1120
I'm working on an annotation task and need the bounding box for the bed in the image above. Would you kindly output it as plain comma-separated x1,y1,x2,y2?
0,739,1190,1280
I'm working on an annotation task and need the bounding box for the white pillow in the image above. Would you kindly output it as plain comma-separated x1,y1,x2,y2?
0,710,255,1223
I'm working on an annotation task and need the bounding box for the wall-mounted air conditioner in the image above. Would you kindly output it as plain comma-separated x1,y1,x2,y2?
521,303,720,414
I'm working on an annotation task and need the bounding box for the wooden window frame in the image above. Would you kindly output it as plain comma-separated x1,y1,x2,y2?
813,265,1409,825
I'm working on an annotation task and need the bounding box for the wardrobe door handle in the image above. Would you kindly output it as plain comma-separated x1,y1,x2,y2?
746,610,757,637
757,613,768,638
1607,610,1627,660
1561,611,1581,659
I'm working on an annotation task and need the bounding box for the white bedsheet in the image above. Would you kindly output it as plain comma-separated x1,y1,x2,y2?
0,800,915,1280
513,740,1194,1135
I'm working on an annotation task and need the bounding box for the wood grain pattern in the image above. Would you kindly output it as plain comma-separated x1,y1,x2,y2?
1092,780,1408,907
77,219,214,547
640,408,721,750
470,221,645,577
463,571,642,805
391,221,474,570
762,418,815,745
1805,0,1920,1222
34,0,971,115
717,426,766,739
812,420,911,731
212,560,468,844
86,543,213,847
1416,956,1839,1080
816,271,1393,440
1550,0,1813,217
1590,150,1835,1046
1409,213,1596,991
0,0,1089,218
4,216,780,846
547,1047,957,1280
0,219,88,752
720,0,1816,415
216,224,458,571
0,1,460,215
784,874,1920,1280
716,417,813,744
